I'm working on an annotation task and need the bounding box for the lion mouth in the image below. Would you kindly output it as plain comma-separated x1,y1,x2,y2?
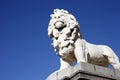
59,43,74,55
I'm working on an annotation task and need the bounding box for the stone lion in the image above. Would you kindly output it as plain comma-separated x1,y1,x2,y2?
48,9,120,70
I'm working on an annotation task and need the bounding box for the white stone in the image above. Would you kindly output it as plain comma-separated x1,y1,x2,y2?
48,9,120,71
46,62,120,80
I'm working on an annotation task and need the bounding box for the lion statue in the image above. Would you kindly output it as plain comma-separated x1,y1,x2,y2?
48,9,120,70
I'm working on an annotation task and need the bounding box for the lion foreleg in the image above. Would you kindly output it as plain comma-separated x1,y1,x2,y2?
74,39,87,63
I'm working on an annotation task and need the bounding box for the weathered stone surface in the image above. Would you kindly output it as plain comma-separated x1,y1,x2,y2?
46,62,120,80
57,66,73,80
114,69,120,79
73,62,94,73
94,65,115,78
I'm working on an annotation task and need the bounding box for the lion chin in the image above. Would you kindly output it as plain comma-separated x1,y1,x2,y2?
48,9,120,71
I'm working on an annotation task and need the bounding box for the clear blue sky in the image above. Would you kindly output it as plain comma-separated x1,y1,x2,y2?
0,0,120,80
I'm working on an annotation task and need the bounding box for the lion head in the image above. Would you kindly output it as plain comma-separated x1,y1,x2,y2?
48,9,81,58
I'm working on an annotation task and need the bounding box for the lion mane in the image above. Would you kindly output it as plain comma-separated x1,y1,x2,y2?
48,9,82,59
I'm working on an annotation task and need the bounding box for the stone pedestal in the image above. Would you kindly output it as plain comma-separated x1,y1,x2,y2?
46,62,120,80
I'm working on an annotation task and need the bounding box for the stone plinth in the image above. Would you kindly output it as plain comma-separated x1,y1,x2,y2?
46,62,120,80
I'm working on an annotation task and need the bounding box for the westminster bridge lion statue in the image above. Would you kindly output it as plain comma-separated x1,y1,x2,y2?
48,9,120,70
